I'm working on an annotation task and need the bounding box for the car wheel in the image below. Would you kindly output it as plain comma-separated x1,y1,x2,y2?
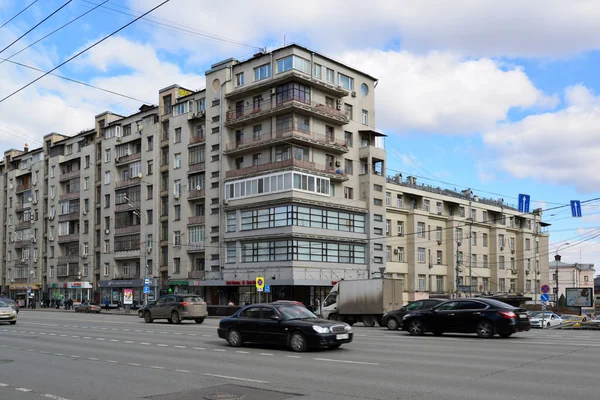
290,332,307,352
407,319,425,336
227,329,242,347
476,320,494,338
138,311,143,318
327,313,339,321
546,322,551,328
499,333,512,338
387,318,399,330
362,315,376,327
9,321,16,325
195,318,205,324
171,311,181,324
432,331,443,336
144,311,153,323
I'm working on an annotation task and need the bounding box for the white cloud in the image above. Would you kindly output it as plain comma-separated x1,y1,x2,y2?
338,49,557,134
483,84,600,193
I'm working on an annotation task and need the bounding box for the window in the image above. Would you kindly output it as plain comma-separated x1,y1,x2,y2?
226,243,237,263
174,128,181,143
436,250,443,265
373,256,383,264
338,73,354,90
526,238,531,251
418,248,425,263
344,159,353,175
344,104,353,120
374,214,383,222
499,278,506,292
326,68,334,83
385,219,391,235
173,231,181,246
386,246,391,261
386,192,391,206
499,234,505,248
174,153,181,169
344,131,353,147
395,221,403,236
104,240,110,253
396,194,403,208
240,240,365,264
173,205,181,221
482,233,488,247
374,184,383,192
483,255,488,268
374,198,382,206
85,155,90,168
344,187,353,199
105,148,111,162
104,171,111,184
104,194,110,208
499,256,505,269
417,222,425,238
361,110,368,125
276,55,310,74
84,177,89,190
418,274,426,291
147,136,153,151
254,63,271,81
470,208,476,221
471,254,477,268
173,258,180,274
471,232,477,246
397,247,404,262
313,63,322,79
236,72,244,86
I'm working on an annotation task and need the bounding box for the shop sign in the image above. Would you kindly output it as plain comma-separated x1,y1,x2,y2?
99,280,144,288
169,280,189,286
8,284,41,290
225,280,257,286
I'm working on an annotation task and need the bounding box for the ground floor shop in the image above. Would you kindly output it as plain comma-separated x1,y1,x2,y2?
98,279,159,306
167,279,334,309
47,282,93,303
7,283,41,307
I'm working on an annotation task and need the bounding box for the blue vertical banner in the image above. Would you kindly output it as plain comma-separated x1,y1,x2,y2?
518,194,531,213
570,200,582,217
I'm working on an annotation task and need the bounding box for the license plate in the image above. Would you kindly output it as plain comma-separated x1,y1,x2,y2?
519,314,527,318
336,334,349,340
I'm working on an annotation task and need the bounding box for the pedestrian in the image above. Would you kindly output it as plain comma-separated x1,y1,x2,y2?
228,300,234,306
117,300,121,311
104,299,109,311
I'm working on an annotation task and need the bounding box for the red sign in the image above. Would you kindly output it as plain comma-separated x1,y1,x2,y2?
71,282,82,287
225,280,257,286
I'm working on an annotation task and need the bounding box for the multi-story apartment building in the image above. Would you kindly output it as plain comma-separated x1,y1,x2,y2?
385,174,550,303
548,260,595,303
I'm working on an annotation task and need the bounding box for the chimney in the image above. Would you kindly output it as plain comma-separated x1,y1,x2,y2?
24,143,29,153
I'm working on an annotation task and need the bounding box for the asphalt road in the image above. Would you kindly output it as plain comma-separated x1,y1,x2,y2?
1,311,599,400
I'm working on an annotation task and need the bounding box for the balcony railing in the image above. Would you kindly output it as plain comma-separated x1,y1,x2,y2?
225,129,348,154
15,221,33,231
14,240,32,248
59,170,81,182
15,204,32,213
114,274,138,280
188,215,205,225
188,161,205,173
189,134,206,145
115,202,140,212
58,255,80,263
160,265,169,272
16,184,31,193
225,158,348,181
59,191,80,201
187,188,205,200
115,152,142,164
115,177,141,189
58,211,80,222
115,225,141,235
187,242,205,253
188,270,205,279
58,234,79,243
225,94,349,126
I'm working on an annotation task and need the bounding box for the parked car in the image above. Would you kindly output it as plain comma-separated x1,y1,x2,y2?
529,312,563,328
74,302,102,313
401,298,531,338
0,298,19,314
382,299,446,330
138,301,156,318
590,316,600,325
0,300,17,325
218,302,353,352
143,294,207,324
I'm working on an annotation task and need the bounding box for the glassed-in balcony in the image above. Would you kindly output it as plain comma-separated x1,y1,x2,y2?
115,152,141,165
225,94,349,128
225,158,348,181
224,129,349,156
59,170,81,182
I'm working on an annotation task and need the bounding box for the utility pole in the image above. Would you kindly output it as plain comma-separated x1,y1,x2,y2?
468,201,473,297
554,243,570,313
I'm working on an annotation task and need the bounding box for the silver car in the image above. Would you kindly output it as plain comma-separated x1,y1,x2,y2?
0,300,17,325
0,298,19,314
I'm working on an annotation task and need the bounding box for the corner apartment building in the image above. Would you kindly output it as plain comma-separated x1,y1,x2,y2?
385,174,550,303
547,260,595,303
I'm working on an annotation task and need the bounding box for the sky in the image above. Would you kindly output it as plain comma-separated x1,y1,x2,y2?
1,0,599,275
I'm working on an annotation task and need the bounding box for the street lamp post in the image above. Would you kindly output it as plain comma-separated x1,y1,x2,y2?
124,196,149,306
455,217,474,297
554,243,570,312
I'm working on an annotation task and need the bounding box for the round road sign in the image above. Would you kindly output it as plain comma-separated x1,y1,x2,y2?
541,284,550,294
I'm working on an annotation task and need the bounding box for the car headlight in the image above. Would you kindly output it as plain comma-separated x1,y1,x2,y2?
312,325,330,334
344,325,352,332
11,310,16,315
402,314,411,320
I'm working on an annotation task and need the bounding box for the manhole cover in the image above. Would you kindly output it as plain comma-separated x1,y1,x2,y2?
0,360,13,364
204,394,244,400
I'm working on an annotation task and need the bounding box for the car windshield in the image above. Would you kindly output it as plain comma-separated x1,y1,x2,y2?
0,301,8,308
276,305,318,320
1,299,15,305
479,299,516,309
182,296,204,302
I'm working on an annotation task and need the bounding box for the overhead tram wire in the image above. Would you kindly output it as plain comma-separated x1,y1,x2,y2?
0,0,172,105
0,0,39,29
0,0,110,66
0,0,73,55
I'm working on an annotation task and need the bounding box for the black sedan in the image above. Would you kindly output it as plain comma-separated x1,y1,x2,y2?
382,298,447,330
401,298,531,338
218,302,353,352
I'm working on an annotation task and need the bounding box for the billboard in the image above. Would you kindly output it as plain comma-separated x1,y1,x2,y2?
123,288,133,305
565,288,594,307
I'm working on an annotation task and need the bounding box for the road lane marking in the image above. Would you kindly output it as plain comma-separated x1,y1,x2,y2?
54,353,64,356
107,360,119,363
15,388,32,392
286,355,301,359
202,373,269,384
59,335,67,337
157,344,169,347
127,363,140,366
82,337,91,339
110,339,119,342
214,349,226,352
42,394,71,400
96,338,105,341
0,383,8,387
236,351,249,354
260,353,274,356
176,369,189,373
150,366,164,369
124,341,134,343
70,355,80,358
87,357,99,361
314,358,380,366
193,347,205,350
140,342,151,345
202,334,212,337
71,335,79,338
174,345,186,348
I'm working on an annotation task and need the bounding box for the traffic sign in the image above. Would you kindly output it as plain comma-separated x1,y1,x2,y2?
541,284,550,294
265,285,271,293
168,288,172,293
257,287,264,292
518,194,531,213
570,200,582,217
540,293,549,302
256,276,265,290
144,278,150,286
541,304,547,311
143,286,150,294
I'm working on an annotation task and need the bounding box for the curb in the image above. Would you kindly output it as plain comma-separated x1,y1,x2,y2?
19,309,223,319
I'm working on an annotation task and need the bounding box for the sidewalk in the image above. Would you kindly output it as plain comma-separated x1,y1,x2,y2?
19,308,222,319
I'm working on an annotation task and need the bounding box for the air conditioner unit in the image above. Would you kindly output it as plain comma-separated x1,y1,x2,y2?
351,91,357,98
21,258,25,263
48,237,54,242
174,193,180,199
83,210,87,215
33,258,37,263
269,88,276,95
511,249,515,254
32,238,37,243
196,185,202,190
82,254,88,259
500,246,504,251
437,211,442,215
457,241,462,246
199,110,206,117
105,229,110,234
33,181,37,186
48,215,54,220
125,149,131,156
32,199,38,204
526,270,530,275
335,99,342,110
335,161,341,167
397,233,403,237
437,240,442,245
116,137,122,142
393,248,399,255
31,219,35,224
147,247,152,253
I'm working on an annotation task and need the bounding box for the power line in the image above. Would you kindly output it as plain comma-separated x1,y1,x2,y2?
0,0,39,29
0,0,73,55
0,0,109,67
0,0,171,104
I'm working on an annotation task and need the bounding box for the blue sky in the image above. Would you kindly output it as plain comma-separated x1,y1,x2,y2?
1,0,600,269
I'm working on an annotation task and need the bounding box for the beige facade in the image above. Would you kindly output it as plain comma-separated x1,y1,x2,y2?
385,174,550,302
548,261,595,303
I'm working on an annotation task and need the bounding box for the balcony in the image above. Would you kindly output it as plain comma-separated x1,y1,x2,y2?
225,70,349,100
58,255,80,264
188,215,205,225
59,191,80,201
114,275,138,280
15,167,32,177
359,143,386,161
115,152,141,165
58,234,79,244
115,225,141,235
225,95,349,128
115,202,140,213
160,163,169,172
224,129,349,156
14,240,32,248
188,134,206,146
160,265,169,272
187,242,205,253
187,188,205,200
15,204,32,213
15,221,33,231
114,249,141,259
188,161,205,173
58,211,80,222
58,170,81,182
225,158,349,182
15,183,31,193
188,270,205,279
115,177,141,189
187,110,206,121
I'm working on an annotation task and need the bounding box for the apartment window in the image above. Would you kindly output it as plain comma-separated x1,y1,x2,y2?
526,258,531,272
535,241,539,253
361,109,368,125
174,153,181,169
417,222,425,238
344,104,353,120
397,247,405,262
236,72,244,86
344,131,353,147
147,136,153,151
147,210,153,224
418,274,426,290
499,234,505,248
526,238,531,251
344,187,353,199
526,280,532,292
396,194,403,208
104,240,110,253
423,199,430,212
510,279,516,292
254,63,271,81
386,192,391,206
482,233,488,247
483,255,488,268
374,227,383,235
174,128,181,143
226,212,236,232
374,214,383,222
84,177,89,190
313,63,322,79
84,155,90,168
483,278,489,292
374,243,383,251
418,248,425,263
252,153,261,166
344,159,353,175
471,254,477,268
173,231,182,246
499,256,505,269
373,256,383,264
104,194,110,208
51,166,55,178
386,246,392,262
470,208,476,221
104,263,109,276
105,148,111,162
437,251,443,265
173,258,181,274
326,68,334,83
338,73,354,90
226,243,237,263
104,171,110,184
386,219,391,235
374,198,383,206
510,257,515,270
499,278,506,292
277,55,310,74
509,237,515,250
471,232,477,246
374,184,383,192
173,205,181,221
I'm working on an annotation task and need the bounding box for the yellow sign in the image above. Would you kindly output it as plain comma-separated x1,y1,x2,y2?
177,88,192,98
256,276,265,290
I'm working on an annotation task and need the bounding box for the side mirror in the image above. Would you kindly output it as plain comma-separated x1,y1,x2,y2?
270,315,281,321
400,306,406,311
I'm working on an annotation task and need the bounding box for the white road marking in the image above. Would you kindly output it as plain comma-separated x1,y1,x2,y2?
286,355,301,359
203,373,269,384
87,357,99,361
314,358,380,366
96,338,105,341
202,334,212,337
54,353,64,356
127,363,140,366
187,333,196,336
71,335,79,338
107,360,119,364
159,332,168,334
15,388,32,392
259,353,274,356
146,331,155,333
0,383,8,387
176,369,189,373
42,393,71,400
39,332,46,335
174,345,186,349
70,355,80,358
124,341,134,344
157,344,169,347
140,342,151,345
173,333,182,335
193,347,205,350
48,333,56,336
150,366,164,369
236,351,249,354
25,349,34,352
59,334,67,337
110,339,119,342
214,349,226,352
82,337,91,339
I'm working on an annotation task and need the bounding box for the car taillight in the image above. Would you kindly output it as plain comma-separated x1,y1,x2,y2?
180,302,190,307
499,311,517,319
